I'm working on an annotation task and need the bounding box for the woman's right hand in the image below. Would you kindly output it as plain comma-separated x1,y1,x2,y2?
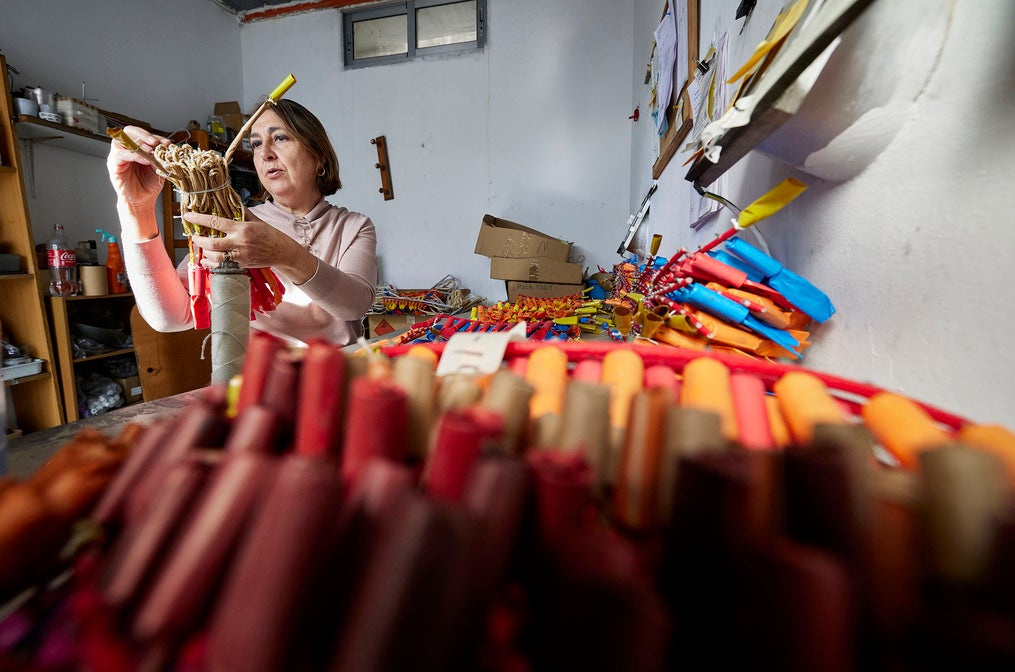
106,126,171,209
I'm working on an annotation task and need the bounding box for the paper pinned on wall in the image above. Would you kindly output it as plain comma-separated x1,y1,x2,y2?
653,9,678,135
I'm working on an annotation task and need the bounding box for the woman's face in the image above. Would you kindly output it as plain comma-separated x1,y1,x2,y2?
250,109,321,214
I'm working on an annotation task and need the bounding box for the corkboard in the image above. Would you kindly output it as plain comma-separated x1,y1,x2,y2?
652,0,699,179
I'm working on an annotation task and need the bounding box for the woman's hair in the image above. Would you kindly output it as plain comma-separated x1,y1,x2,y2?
270,98,342,195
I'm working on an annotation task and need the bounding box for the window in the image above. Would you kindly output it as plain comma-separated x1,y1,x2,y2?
343,0,486,68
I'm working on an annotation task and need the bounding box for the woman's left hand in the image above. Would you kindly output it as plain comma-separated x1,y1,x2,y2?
187,210,315,282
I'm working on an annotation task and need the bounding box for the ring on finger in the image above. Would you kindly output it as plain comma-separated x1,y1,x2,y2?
222,250,233,264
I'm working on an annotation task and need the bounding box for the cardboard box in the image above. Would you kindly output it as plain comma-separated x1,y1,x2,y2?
475,215,571,262
489,256,584,285
365,314,430,338
214,101,246,132
114,375,143,404
506,281,585,302
56,96,100,134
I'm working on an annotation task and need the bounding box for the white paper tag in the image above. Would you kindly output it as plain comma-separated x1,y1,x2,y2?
435,322,528,377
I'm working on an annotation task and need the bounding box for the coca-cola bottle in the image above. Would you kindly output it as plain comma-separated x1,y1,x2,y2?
46,223,79,297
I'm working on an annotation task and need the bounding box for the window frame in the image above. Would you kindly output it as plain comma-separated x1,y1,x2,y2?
342,0,486,69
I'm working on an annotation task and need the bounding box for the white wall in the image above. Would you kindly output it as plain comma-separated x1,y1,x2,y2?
630,0,1015,426
0,0,242,246
239,0,634,300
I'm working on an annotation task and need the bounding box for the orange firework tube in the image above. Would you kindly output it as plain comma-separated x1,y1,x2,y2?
404,344,439,369
860,391,950,469
526,345,569,420
772,371,848,446
614,387,671,531
601,348,644,431
765,395,792,449
957,424,1015,483
681,357,737,441
731,373,774,451
653,326,707,351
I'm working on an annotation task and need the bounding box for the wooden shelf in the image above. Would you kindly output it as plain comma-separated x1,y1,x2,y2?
3,372,52,388
14,115,112,158
72,347,135,365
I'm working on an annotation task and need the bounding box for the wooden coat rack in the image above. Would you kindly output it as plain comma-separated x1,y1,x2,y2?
371,135,394,200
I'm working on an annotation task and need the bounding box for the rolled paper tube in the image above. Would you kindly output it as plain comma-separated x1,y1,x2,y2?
80,264,108,296
210,270,251,384
528,450,594,546
743,539,856,672
346,352,370,380
425,407,502,503
730,373,774,451
653,325,707,351
259,349,301,445
341,377,408,483
235,330,286,414
643,364,679,399
205,454,344,672
124,404,229,526
601,348,644,432
681,356,738,441
525,345,568,420
480,370,534,455
92,419,173,526
558,381,612,480
772,370,848,446
613,305,633,335
861,392,951,469
131,408,281,643
765,395,792,449
393,354,437,461
640,310,665,339
437,373,484,412
657,407,728,525
327,495,470,672
614,387,671,531
571,359,602,383
918,445,1011,585
102,454,212,612
293,340,347,459
958,424,1015,483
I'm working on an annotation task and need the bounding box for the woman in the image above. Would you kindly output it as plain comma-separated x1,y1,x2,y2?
107,100,377,346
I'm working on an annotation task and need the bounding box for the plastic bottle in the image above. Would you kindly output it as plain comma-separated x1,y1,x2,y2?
96,228,129,294
46,223,79,297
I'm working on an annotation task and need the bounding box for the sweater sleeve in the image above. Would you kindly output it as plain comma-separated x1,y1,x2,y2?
296,218,378,321
122,237,195,332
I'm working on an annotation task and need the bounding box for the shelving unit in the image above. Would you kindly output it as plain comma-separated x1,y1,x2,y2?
48,293,139,422
0,54,65,434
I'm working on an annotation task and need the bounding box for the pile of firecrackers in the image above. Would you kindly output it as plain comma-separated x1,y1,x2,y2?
392,234,834,362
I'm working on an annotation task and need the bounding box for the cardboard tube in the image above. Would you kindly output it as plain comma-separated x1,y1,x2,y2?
614,388,670,531
957,423,1015,483
480,370,534,455
558,380,612,488
641,310,664,339
861,391,950,469
613,305,633,335
393,354,437,461
681,357,737,441
772,371,847,446
80,265,108,296
438,373,483,412
657,407,728,526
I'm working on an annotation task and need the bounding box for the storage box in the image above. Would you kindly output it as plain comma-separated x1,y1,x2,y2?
1,359,43,382
365,314,428,338
505,281,585,302
475,215,572,262
114,375,143,404
56,96,100,134
489,256,584,285
214,101,246,132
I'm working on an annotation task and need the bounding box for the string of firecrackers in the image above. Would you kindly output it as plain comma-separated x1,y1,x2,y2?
393,313,585,346
368,275,485,317
600,178,835,362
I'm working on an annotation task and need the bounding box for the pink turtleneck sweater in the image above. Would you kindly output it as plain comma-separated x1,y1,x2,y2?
124,198,377,346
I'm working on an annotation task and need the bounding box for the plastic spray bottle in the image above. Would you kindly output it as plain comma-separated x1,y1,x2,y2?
96,228,129,294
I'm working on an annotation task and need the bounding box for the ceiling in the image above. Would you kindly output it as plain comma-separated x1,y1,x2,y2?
213,0,367,22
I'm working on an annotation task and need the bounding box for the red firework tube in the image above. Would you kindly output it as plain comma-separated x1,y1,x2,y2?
571,358,602,383
528,449,594,547
130,407,282,643
124,404,229,527
205,453,344,672
644,364,679,398
259,349,302,445
341,377,408,483
425,407,503,503
189,264,210,330
92,419,174,527
294,340,347,459
101,453,212,613
731,373,775,451
328,495,470,672
235,330,287,414
681,252,748,287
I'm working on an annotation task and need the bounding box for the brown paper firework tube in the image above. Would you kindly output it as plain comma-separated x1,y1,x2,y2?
614,387,671,531
772,370,849,446
742,538,856,672
130,406,282,643
340,377,408,483
958,424,1015,484
558,380,612,489
918,444,1011,586
657,407,728,525
124,403,229,527
480,370,534,455
437,373,483,412
681,356,738,441
861,391,951,469
731,372,774,451
205,454,344,672
393,354,437,461
424,407,503,503
328,495,470,672
101,453,212,613
92,419,174,527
